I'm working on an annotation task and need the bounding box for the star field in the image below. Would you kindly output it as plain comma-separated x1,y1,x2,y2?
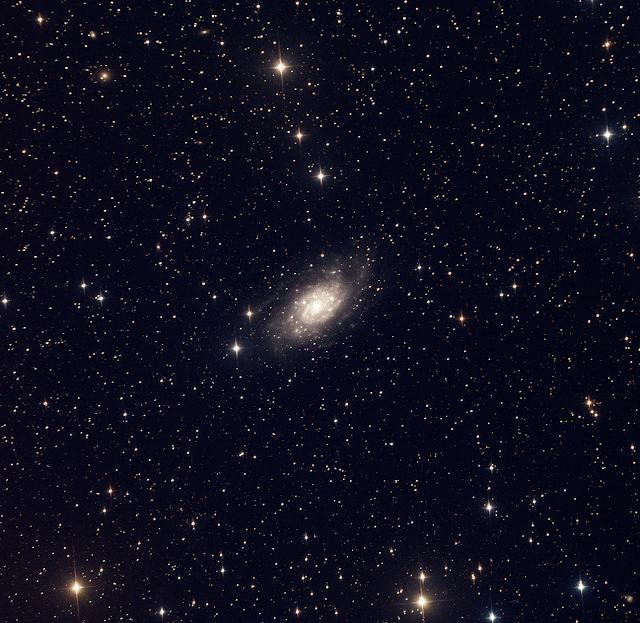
2,1,639,622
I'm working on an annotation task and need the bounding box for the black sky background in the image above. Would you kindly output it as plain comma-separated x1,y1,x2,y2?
2,1,639,621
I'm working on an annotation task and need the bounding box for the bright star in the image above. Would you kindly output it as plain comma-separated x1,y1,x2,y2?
72,581,81,593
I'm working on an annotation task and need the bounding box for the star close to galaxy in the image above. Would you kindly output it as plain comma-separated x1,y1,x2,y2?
2,1,639,622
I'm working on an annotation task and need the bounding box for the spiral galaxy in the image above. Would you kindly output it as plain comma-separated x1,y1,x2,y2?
264,255,372,349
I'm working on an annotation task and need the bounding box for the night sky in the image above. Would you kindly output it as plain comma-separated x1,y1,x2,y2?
3,1,639,621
